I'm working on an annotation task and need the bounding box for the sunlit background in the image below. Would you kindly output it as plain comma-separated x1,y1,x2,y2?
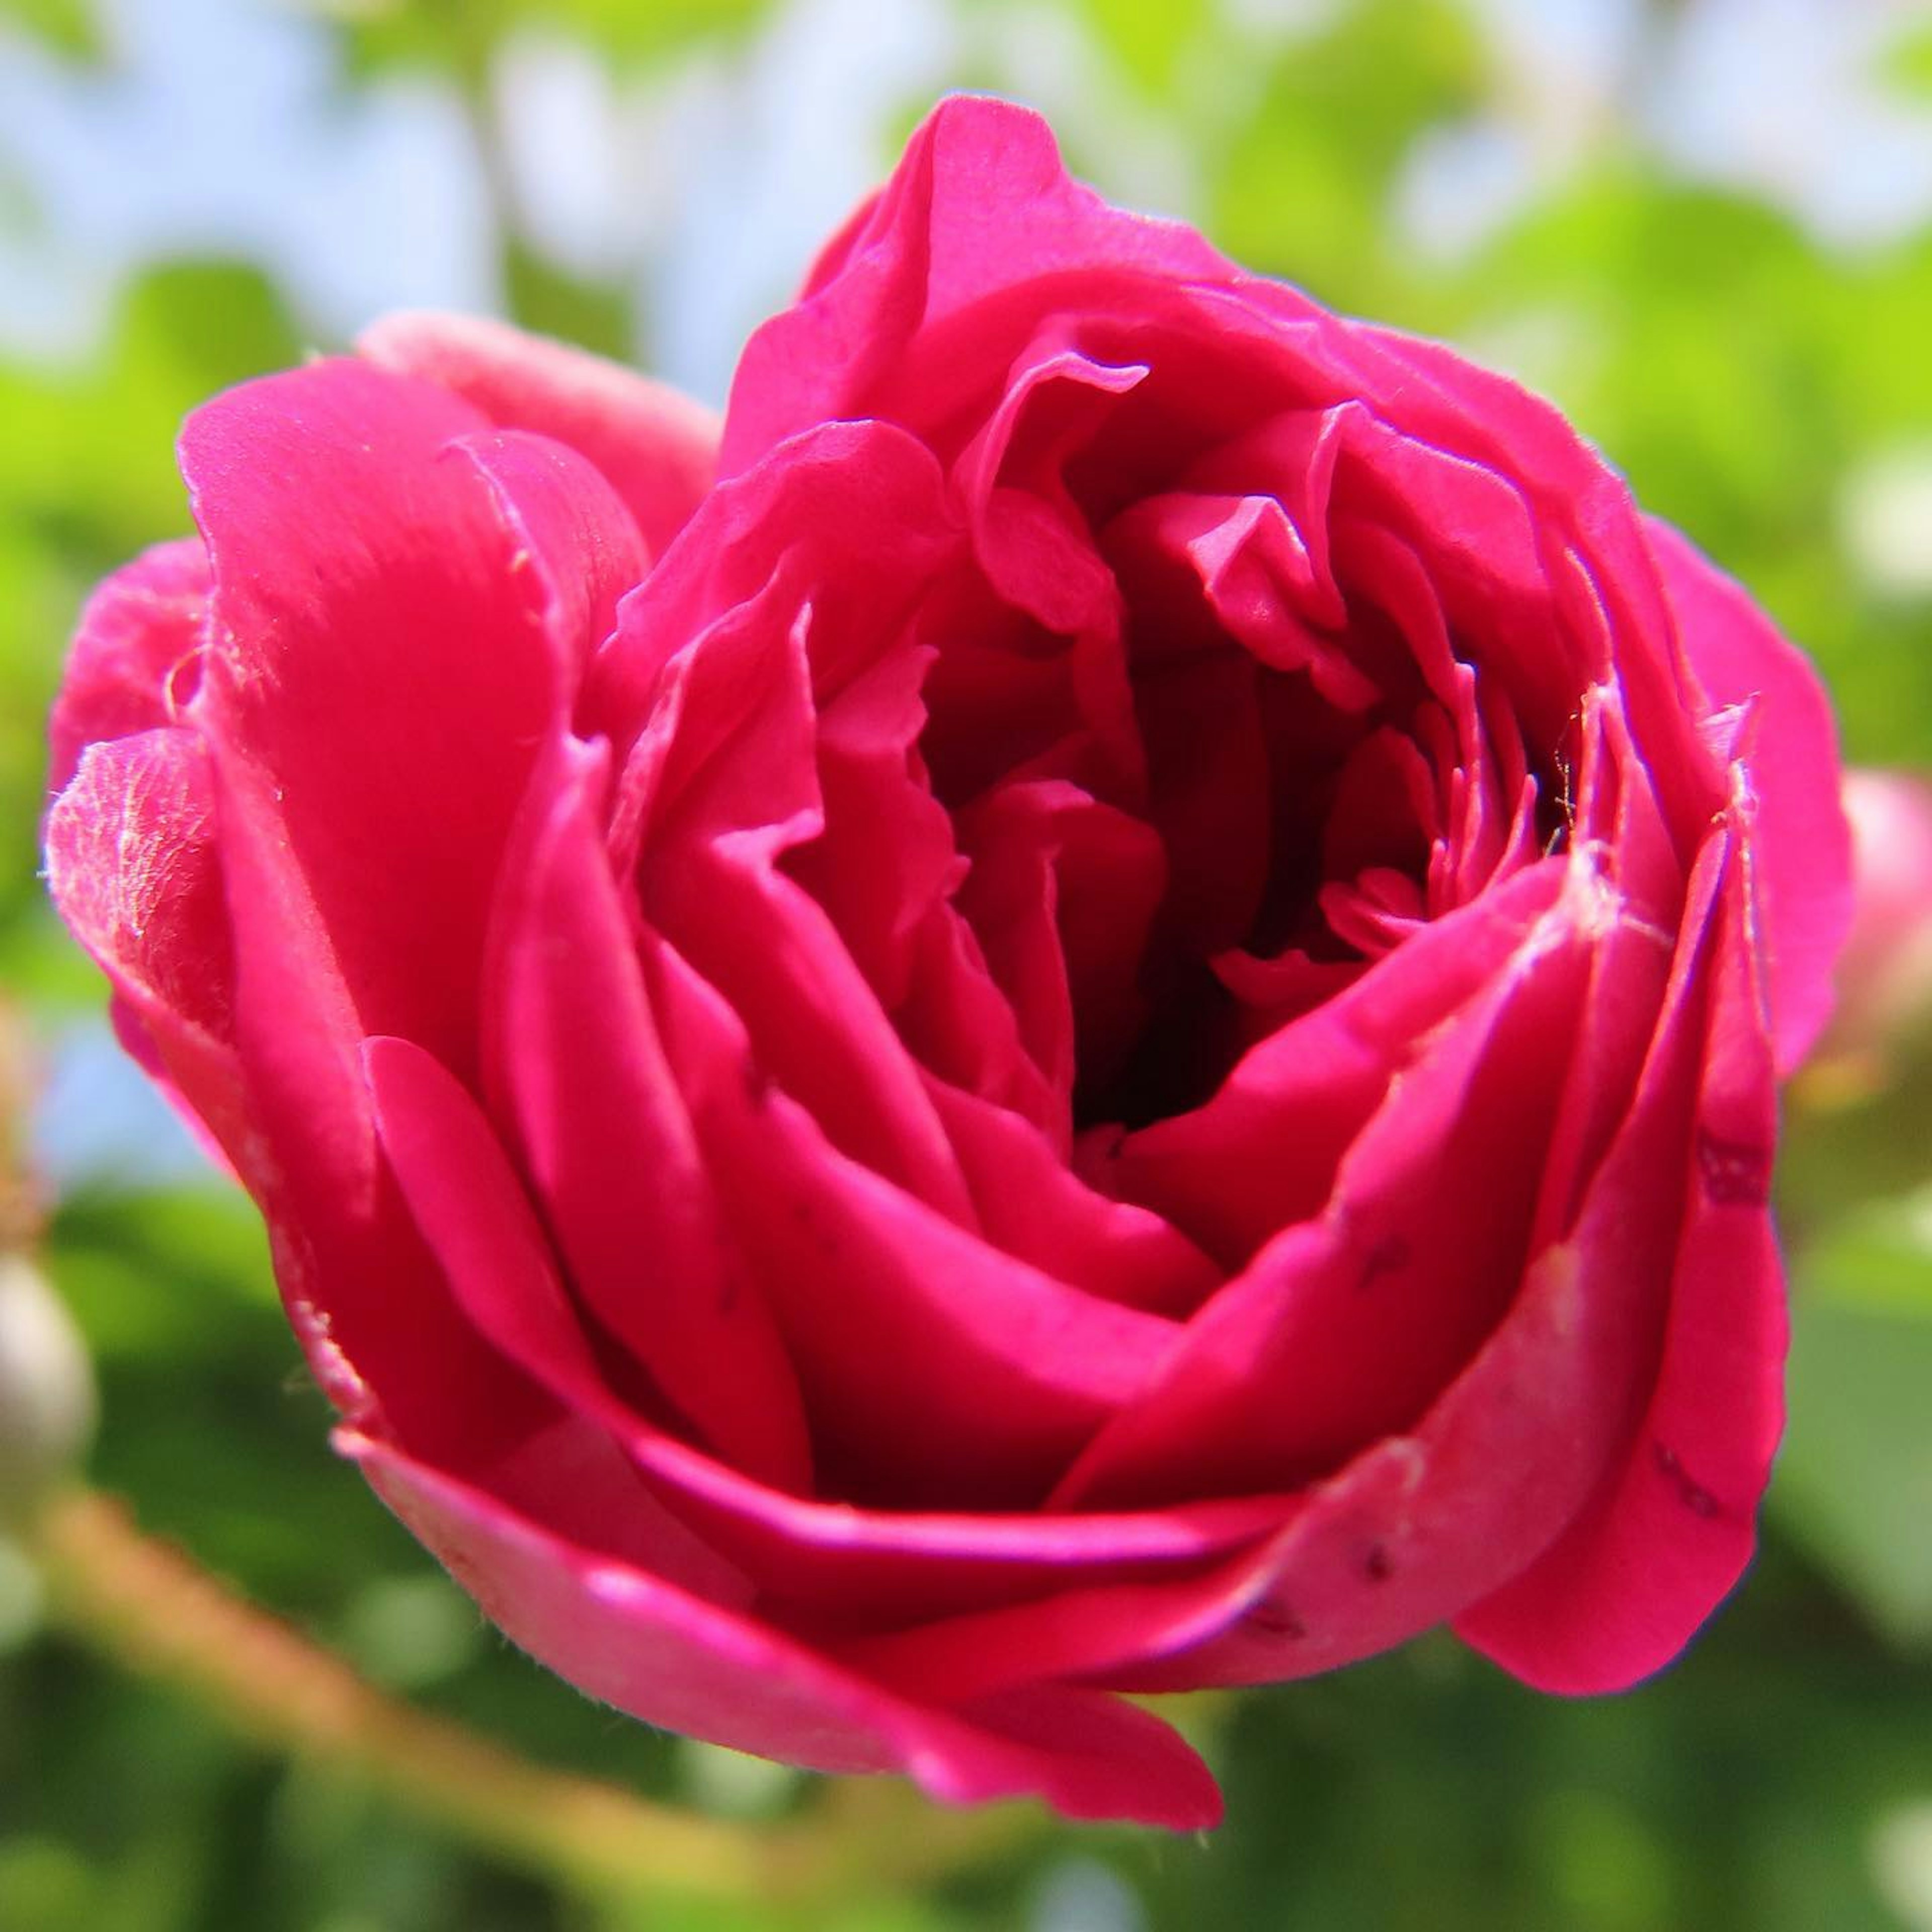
4,1,1932,1926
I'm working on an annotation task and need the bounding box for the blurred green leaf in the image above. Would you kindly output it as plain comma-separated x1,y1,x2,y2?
1879,15,1932,100
1778,1195,1932,1645
318,0,769,81
0,1835,101,1932
0,0,100,60
1071,0,1199,96
1436,170,1932,770
1207,0,1487,312
502,234,634,363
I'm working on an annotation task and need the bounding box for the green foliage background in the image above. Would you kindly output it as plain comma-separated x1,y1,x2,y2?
3,2,1931,1927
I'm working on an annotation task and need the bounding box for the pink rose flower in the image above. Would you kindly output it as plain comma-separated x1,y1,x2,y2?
43,98,1852,1829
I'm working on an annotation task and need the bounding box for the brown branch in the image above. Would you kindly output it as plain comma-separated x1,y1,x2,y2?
32,1487,1037,1909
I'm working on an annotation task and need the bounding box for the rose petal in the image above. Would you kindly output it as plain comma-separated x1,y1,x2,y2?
342,1430,1221,1827
644,939,1182,1509
1093,856,1568,1265
452,427,650,704
588,418,961,761
625,587,975,1222
925,1078,1221,1316
1058,863,1598,1510
43,729,247,1167
950,334,1146,640
366,1014,1280,1645
358,309,718,560
363,1029,761,1604
181,360,550,1078
1645,516,1853,1075
47,538,209,793
722,97,1236,474
1103,828,1725,1692
1455,838,1785,1688
953,776,1169,1128
482,734,814,1493
178,360,627,1454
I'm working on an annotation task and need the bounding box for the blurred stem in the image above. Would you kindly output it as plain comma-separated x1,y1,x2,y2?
441,0,634,357
444,0,526,252
31,1487,1034,1910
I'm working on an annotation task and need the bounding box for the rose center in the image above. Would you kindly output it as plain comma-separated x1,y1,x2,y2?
912,494,1568,1141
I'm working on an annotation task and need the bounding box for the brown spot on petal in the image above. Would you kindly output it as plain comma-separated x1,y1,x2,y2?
1653,1440,1724,1520
1356,1233,1412,1292
1242,1598,1307,1640
1362,1541,1394,1584
1696,1129,1774,1207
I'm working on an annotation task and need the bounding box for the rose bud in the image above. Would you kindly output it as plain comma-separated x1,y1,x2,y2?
42,97,1851,1828
1821,770,1932,1070
0,1255,97,1529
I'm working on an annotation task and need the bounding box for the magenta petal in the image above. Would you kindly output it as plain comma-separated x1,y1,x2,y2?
214,753,550,1459
452,428,650,701
43,729,246,1166
174,363,568,1456
1526,697,1683,1250
1112,1232,1650,1689
48,538,209,793
588,416,961,762
721,96,1233,473
622,575,977,1223
484,736,814,1493
345,1056,1282,1618
1098,857,1568,1264
1645,516,1853,1074
181,359,555,1079
359,309,719,560
955,777,1168,1118
612,1432,1291,1626
342,1431,1221,1827
1340,324,1702,776
363,1030,758,1604
1455,852,1784,1689
779,642,968,1021
1059,877,1595,1509
927,1079,1220,1316
646,942,1181,1507
831,1528,1288,1706
950,337,1145,638
1107,839,1726,1698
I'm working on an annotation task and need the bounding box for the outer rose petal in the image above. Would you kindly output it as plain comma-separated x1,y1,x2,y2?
359,310,719,561
1645,517,1853,1075
43,730,249,1169
176,358,642,1458
1057,870,1596,1510
1455,839,1783,1690
342,1432,1221,1828
721,95,1235,475
365,1018,1286,1632
454,428,650,698
181,360,539,1075
48,538,210,793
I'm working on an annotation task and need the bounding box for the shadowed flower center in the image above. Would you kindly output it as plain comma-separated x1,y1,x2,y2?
890,355,1573,1141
